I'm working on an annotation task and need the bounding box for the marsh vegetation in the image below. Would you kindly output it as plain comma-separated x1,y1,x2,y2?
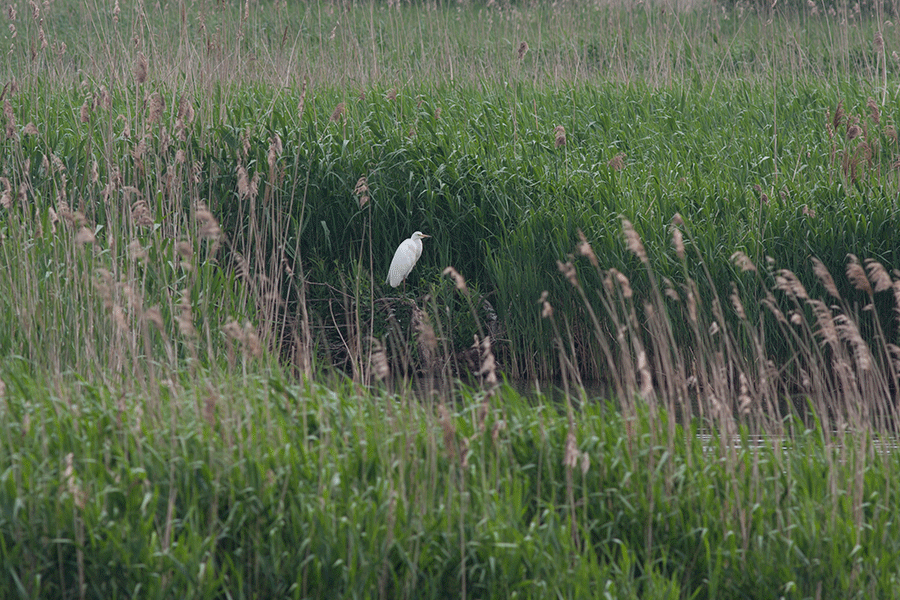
1,0,900,598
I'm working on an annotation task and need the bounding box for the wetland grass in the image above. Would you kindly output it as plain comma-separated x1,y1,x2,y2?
1,0,900,597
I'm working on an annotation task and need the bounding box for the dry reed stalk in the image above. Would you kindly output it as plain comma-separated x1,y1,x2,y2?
811,257,841,299
437,403,458,464
834,314,873,372
267,134,283,173
671,224,685,260
354,175,369,208
737,373,752,415
517,41,528,59
297,77,308,120
329,102,345,122
636,349,653,400
413,306,437,374
553,125,566,148
605,268,632,299
729,283,746,320
762,292,787,325
143,307,164,331
663,278,679,301
563,429,578,469
443,266,468,293
368,338,389,381
867,97,881,125
833,101,845,130
622,219,648,265
0,177,11,209
807,299,839,349
176,293,196,338
576,229,599,269
846,255,873,295
539,290,553,318
148,93,165,124
127,240,148,262
893,278,900,323
477,334,498,389
75,226,96,245
131,199,153,227
608,152,626,171
557,260,578,287
774,269,809,301
864,258,892,293
79,97,91,123
236,165,249,198
3,98,15,139
134,52,148,85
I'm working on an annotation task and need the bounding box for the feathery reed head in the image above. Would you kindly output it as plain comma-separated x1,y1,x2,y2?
622,218,648,265
608,152,625,171
517,41,529,59
443,266,468,293
576,229,599,269
329,102,345,122
133,52,148,85
846,254,872,295
553,125,566,148
811,257,840,299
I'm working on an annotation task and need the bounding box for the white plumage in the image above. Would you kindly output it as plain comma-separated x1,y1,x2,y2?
386,231,430,288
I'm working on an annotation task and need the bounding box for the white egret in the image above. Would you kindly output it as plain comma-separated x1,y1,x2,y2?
386,231,430,288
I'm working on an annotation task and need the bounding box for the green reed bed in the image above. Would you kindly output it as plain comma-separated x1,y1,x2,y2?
4,77,899,379
1,368,899,599
3,0,900,380
3,1,900,597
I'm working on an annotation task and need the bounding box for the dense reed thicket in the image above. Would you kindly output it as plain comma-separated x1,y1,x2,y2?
2,0,900,598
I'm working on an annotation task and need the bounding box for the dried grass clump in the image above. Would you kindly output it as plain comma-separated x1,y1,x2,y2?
133,52,148,85
443,266,468,293
147,92,165,124
354,175,369,207
846,254,872,295
329,102,345,122
553,125,566,148
864,258,892,293
608,152,626,171
622,219,648,265
811,257,840,299
576,229,598,269
195,202,221,240
517,41,529,59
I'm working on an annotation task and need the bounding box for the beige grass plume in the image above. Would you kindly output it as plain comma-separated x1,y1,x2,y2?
846,254,872,295
553,125,566,148
864,258,892,293
329,102,345,122
353,175,369,207
608,152,625,171
576,229,598,269
133,52,148,85
622,218,648,265
811,257,840,299
774,269,809,301
517,41,528,59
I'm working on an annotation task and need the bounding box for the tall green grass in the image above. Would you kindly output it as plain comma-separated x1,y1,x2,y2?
5,78,899,380
1,1,900,597
2,367,900,599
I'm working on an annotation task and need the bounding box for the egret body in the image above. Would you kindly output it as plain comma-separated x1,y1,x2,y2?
386,231,430,288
